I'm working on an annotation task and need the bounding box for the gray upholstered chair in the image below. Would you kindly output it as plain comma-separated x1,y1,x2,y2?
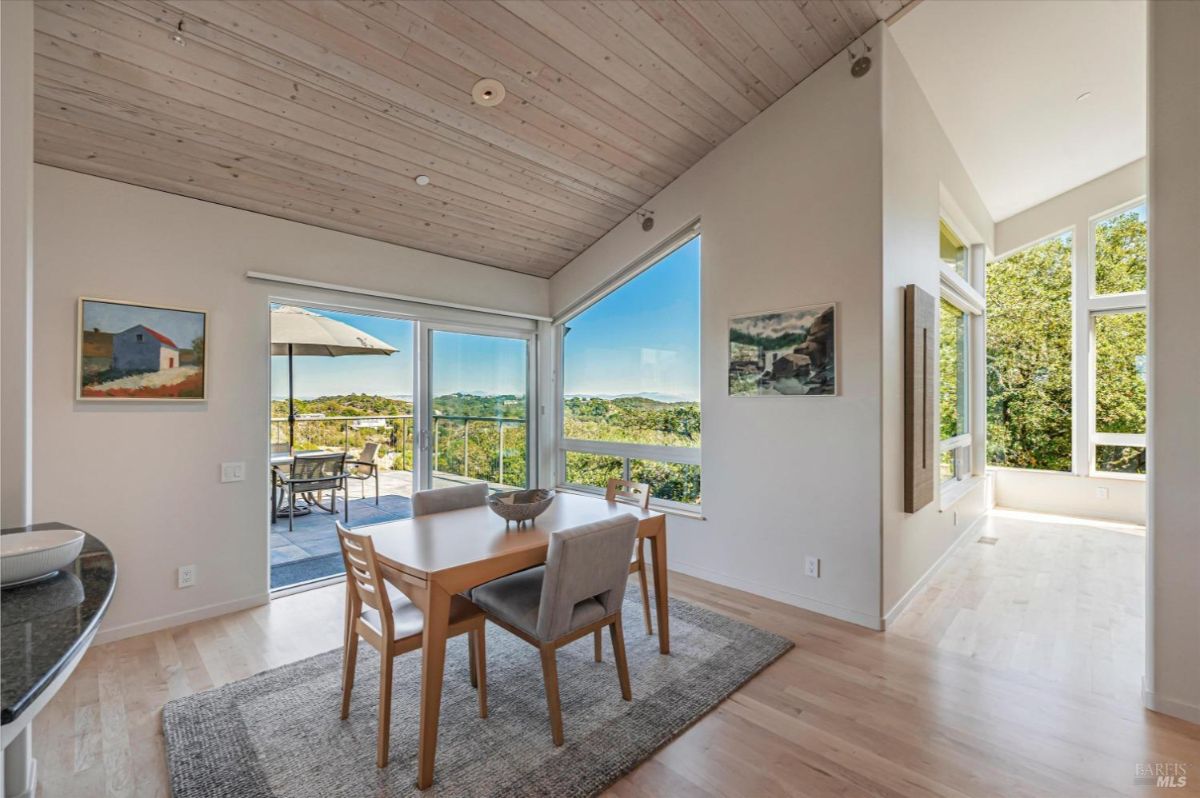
471,514,639,746
412,481,488,516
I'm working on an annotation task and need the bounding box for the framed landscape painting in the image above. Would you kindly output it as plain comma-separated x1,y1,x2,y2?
729,302,837,396
77,298,207,400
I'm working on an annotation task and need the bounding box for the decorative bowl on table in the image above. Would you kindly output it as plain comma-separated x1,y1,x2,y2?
1,527,86,588
488,489,555,528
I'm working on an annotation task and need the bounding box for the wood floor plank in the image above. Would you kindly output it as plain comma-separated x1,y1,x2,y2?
28,512,1199,797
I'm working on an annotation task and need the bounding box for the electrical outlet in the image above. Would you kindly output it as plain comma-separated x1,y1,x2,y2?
804,556,820,578
1095,486,1110,499
221,462,245,483
178,565,196,588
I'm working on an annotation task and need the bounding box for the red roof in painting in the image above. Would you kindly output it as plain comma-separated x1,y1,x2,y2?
139,326,178,349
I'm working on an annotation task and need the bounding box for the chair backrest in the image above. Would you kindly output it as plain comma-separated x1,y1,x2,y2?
412,481,488,516
354,442,380,474
336,522,392,636
271,442,292,455
535,514,638,641
605,478,651,510
291,452,347,490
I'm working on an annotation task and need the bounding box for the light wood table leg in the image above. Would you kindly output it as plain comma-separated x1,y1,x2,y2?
648,520,670,655
416,582,451,790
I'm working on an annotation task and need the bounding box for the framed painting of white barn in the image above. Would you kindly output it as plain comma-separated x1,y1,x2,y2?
77,298,207,401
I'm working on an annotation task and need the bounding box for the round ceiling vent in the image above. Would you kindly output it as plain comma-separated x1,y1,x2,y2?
472,78,506,107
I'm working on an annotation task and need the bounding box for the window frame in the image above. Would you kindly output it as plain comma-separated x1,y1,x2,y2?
553,223,702,512
938,215,985,502
1084,198,1148,477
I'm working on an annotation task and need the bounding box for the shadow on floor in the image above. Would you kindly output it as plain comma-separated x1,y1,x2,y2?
270,493,412,590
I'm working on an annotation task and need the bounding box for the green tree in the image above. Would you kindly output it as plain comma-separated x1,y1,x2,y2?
986,234,1074,471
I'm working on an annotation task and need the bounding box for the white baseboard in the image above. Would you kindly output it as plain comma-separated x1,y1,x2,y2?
1144,686,1200,725
93,593,270,646
882,510,987,628
670,559,884,630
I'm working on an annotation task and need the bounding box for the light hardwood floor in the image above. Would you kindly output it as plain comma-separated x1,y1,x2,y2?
32,511,1200,797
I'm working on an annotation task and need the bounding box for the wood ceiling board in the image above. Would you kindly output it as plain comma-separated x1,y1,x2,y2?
34,0,906,277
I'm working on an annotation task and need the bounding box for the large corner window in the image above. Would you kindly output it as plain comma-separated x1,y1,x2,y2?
985,233,1074,471
938,217,983,493
985,199,1147,478
558,231,701,507
1089,202,1147,474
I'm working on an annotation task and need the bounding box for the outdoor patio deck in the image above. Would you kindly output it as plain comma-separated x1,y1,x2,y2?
269,468,504,590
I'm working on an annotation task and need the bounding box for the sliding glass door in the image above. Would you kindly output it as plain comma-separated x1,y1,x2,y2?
422,326,533,492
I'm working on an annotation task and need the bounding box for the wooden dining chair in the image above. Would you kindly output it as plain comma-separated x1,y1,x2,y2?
336,522,488,768
471,515,638,746
593,479,653,662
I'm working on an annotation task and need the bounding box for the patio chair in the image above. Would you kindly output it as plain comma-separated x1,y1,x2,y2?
347,442,380,505
274,452,350,532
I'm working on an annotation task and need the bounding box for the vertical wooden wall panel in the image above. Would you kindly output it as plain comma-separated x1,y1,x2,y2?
904,284,935,512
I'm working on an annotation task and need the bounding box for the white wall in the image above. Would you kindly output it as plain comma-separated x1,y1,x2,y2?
551,28,887,628
879,27,994,621
993,468,1145,524
1146,0,1200,724
1,0,34,528
995,159,1146,257
33,166,548,640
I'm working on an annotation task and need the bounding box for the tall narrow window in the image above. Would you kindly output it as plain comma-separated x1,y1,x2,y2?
1092,311,1146,473
559,233,701,506
985,234,1074,471
938,216,983,491
1089,202,1147,475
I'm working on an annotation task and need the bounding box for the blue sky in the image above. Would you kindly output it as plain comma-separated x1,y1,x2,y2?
271,308,527,400
271,236,700,402
83,300,204,349
563,236,700,401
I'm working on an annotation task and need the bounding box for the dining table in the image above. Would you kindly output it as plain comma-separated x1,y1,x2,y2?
360,490,669,789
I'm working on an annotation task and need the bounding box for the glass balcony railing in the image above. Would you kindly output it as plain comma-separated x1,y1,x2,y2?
269,414,528,489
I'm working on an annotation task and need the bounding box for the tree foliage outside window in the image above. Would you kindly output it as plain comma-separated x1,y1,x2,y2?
985,235,1074,471
939,299,968,442
1094,207,1147,295
1094,311,1147,474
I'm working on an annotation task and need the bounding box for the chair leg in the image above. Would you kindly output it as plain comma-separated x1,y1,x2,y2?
288,490,295,533
538,645,564,746
468,631,479,688
610,616,632,701
593,629,602,662
340,623,358,720
474,626,488,719
637,539,653,636
376,649,393,768
374,472,379,505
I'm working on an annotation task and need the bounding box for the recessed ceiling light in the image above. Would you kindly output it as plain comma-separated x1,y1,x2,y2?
414,175,431,187
1076,91,1093,102
472,78,506,107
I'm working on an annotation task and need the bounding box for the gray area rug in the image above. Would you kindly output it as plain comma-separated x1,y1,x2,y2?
163,591,792,797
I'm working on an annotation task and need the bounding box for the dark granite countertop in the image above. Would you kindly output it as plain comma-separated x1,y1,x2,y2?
1,522,116,725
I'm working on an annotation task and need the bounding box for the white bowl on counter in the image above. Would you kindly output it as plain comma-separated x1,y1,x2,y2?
1,528,86,588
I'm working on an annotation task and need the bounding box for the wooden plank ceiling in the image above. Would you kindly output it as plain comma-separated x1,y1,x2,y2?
33,0,910,277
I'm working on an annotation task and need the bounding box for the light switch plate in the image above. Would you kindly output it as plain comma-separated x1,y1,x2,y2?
221,462,245,483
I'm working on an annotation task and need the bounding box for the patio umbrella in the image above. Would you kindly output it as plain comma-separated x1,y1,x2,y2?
270,305,396,449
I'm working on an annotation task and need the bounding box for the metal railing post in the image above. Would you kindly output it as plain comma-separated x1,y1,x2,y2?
499,420,504,487
462,420,469,478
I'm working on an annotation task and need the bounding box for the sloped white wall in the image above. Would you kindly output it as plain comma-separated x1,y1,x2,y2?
551,28,886,628
879,27,995,620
